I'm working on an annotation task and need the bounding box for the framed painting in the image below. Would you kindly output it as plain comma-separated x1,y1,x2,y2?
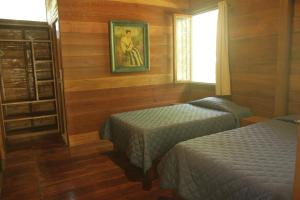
109,20,150,73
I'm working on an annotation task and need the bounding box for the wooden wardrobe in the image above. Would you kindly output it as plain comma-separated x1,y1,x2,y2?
0,19,65,143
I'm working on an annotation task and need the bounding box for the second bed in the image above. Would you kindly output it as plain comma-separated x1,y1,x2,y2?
158,116,298,199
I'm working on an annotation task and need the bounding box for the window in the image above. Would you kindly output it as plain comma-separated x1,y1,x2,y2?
0,0,47,22
174,15,191,82
175,9,219,84
192,10,219,83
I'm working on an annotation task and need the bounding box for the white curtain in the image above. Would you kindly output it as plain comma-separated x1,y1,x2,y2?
216,1,231,95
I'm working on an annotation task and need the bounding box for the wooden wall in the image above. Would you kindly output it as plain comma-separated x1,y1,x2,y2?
55,0,199,146
228,0,280,117
290,0,300,114
190,0,218,11
50,0,299,145
190,0,300,117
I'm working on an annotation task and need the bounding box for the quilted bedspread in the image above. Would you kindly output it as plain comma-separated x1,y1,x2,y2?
158,119,297,200
101,104,237,173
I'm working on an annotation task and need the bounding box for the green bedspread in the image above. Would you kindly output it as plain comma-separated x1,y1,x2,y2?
101,104,238,173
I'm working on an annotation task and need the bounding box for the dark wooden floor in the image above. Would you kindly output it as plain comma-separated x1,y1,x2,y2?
1,135,173,200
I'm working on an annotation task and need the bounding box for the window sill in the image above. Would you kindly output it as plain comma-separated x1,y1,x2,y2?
174,81,192,84
189,82,215,86
174,81,216,87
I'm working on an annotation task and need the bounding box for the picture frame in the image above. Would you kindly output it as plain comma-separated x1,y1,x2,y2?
109,20,150,73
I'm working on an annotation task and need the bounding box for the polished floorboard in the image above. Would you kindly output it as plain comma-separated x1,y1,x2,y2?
1,135,173,200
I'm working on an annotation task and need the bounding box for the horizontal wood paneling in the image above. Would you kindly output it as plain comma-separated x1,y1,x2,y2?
290,0,300,114
274,0,293,116
190,0,299,116
189,0,218,12
64,75,174,92
109,0,190,9
229,8,278,39
58,1,174,25
189,0,284,117
59,23,173,81
65,84,190,135
229,36,278,71
57,0,195,144
229,0,280,117
228,0,279,16
68,131,99,146
188,84,216,100
57,0,300,145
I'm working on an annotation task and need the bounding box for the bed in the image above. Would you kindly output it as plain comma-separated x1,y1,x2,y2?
100,97,251,176
158,116,299,200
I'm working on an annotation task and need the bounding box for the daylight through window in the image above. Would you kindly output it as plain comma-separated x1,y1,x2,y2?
192,10,218,83
175,9,219,84
0,0,47,22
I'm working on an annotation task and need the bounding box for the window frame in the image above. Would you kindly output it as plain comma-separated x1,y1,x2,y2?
190,5,218,16
173,14,192,83
173,7,219,85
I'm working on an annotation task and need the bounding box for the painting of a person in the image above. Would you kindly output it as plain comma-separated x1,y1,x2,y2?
110,21,149,72
120,30,143,67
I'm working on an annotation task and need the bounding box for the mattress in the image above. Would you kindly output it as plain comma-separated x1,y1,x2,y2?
158,119,297,200
101,103,238,173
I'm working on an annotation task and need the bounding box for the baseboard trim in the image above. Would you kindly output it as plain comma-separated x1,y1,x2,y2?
68,131,100,147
